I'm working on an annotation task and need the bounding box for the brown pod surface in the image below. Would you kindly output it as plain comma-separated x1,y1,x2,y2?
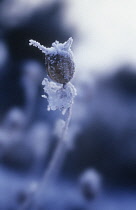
45,53,75,84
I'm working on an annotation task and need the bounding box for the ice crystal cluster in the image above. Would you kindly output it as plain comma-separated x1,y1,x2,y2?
42,78,76,114
29,38,76,114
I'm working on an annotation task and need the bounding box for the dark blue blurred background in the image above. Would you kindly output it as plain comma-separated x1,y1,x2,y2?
0,0,136,209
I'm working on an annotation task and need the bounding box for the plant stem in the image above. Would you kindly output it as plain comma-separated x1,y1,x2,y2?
44,106,72,181
19,106,72,210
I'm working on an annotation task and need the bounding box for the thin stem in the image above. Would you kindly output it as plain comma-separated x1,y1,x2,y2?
44,106,72,181
19,106,72,210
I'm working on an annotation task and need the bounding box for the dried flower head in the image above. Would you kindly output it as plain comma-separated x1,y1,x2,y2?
29,38,75,84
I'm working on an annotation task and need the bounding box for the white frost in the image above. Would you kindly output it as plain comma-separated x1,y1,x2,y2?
42,78,77,114
29,38,74,57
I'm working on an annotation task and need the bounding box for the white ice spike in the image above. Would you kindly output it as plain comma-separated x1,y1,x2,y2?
29,39,48,54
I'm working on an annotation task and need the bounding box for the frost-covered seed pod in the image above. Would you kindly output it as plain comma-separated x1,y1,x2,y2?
45,53,75,84
29,38,75,84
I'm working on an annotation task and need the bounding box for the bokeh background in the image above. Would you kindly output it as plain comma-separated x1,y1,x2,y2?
0,0,136,209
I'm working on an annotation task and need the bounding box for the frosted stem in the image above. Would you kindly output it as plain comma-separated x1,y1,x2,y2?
19,107,72,210
44,106,72,181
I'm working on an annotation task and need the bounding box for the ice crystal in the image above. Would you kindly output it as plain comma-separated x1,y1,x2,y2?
29,38,73,56
42,78,77,114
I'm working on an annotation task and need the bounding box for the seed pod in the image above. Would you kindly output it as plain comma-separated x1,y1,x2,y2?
29,38,75,84
45,53,75,84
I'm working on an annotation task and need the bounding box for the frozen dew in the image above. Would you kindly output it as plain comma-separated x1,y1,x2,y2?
29,37,73,56
42,78,77,114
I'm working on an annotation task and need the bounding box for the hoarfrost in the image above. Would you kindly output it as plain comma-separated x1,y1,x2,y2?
42,78,77,114
29,37,73,57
